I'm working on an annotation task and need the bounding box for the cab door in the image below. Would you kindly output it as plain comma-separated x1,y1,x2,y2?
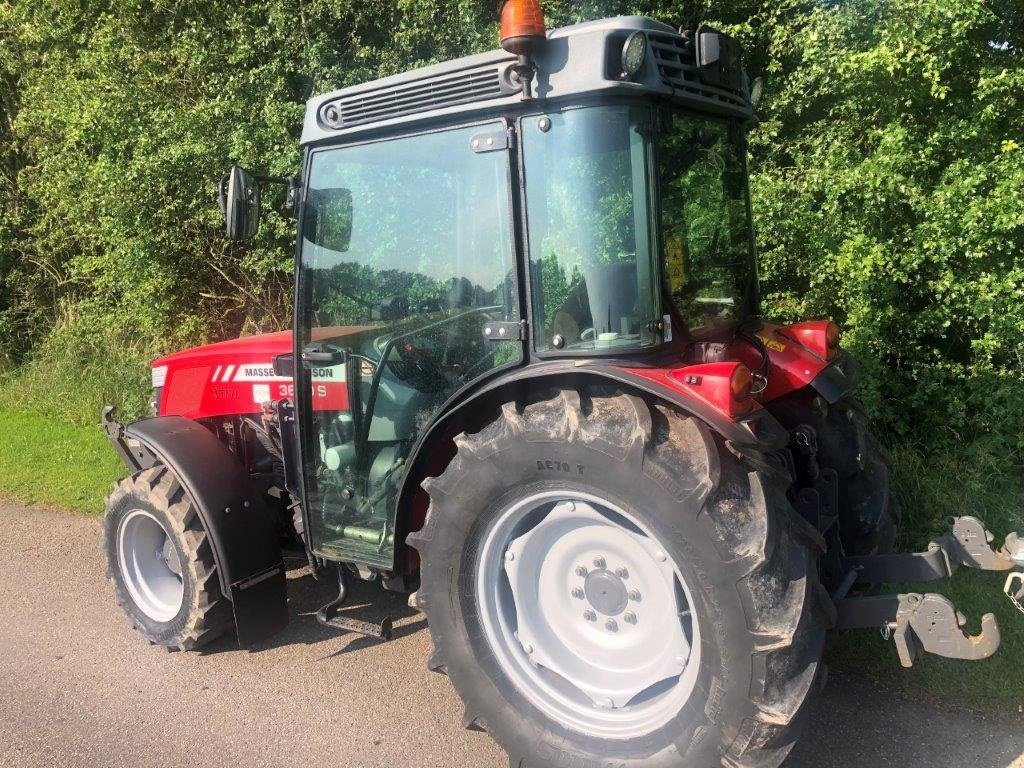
294,121,522,569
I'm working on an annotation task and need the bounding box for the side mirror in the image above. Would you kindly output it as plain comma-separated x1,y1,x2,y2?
303,187,353,253
219,165,261,240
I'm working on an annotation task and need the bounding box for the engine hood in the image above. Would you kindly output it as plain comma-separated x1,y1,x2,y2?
153,330,293,369
152,328,366,420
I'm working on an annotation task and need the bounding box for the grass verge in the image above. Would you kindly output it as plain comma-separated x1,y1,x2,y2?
0,410,125,513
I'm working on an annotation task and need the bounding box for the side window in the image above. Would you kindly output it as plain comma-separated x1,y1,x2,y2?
659,114,756,331
297,122,520,569
523,106,660,352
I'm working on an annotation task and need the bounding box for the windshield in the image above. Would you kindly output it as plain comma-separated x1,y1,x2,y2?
659,113,757,334
297,122,519,567
523,105,661,352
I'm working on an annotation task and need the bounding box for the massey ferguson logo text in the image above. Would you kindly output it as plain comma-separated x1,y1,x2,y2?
211,362,344,383
243,366,277,378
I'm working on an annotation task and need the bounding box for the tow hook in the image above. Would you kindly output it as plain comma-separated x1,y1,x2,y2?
1004,533,1024,614
884,593,1001,667
1005,573,1024,615
999,532,1024,614
834,516,1022,666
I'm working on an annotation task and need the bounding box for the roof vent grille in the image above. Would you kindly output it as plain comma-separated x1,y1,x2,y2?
320,64,515,130
648,32,747,111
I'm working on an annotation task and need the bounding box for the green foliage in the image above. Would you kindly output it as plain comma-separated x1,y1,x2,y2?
0,307,159,425
747,0,1024,453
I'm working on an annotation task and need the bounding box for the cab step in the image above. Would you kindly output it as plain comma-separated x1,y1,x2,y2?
314,566,393,641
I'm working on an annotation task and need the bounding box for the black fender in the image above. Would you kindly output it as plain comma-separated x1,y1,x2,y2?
809,351,861,403
108,413,288,646
391,361,791,570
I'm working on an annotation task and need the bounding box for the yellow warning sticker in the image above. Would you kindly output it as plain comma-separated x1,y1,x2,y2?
665,236,685,293
757,335,786,352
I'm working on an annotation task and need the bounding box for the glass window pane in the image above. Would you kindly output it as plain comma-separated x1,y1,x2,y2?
523,106,661,352
659,114,757,333
298,122,519,567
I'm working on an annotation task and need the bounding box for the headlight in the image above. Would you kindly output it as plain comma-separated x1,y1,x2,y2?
621,31,648,79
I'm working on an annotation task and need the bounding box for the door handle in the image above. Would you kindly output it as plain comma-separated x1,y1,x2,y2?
301,346,345,366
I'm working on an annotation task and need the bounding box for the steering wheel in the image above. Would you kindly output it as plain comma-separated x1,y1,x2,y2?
387,340,448,393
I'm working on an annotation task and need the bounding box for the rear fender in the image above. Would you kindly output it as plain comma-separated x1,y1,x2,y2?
392,364,790,572
110,414,288,646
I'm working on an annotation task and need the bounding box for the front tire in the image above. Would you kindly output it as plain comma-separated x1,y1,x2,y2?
103,466,233,650
411,389,828,768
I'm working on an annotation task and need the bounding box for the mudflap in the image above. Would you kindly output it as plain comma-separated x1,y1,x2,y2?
231,567,290,647
106,411,289,646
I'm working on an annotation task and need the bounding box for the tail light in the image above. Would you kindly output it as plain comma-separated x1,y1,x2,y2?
782,321,842,361
730,365,753,402
500,0,547,55
825,322,841,358
669,362,757,419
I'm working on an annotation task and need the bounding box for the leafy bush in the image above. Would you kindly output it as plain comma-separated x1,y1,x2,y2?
0,306,159,425
1,0,1021,459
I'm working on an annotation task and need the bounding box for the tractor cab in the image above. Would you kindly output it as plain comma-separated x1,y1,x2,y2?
230,15,765,568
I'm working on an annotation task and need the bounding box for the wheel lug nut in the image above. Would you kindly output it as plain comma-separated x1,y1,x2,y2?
584,610,597,622
624,611,637,624
505,550,515,562
593,556,606,569
571,587,584,599
655,551,667,563
524,643,534,654
605,619,618,632
575,566,588,577
615,567,629,579
628,589,641,601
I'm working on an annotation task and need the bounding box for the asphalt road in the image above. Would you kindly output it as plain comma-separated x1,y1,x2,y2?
1,501,1022,768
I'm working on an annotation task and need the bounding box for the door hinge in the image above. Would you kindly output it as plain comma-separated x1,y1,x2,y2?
482,319,526,341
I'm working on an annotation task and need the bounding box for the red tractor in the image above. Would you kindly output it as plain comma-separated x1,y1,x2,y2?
101,3,1023,766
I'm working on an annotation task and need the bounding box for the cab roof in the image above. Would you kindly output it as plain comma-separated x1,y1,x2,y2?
300,16,752,146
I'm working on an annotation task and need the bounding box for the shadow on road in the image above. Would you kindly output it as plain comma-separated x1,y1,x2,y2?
200,565,421,656
785,671,1024,768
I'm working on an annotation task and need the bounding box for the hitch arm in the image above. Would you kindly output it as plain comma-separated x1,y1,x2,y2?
842,516,1020,586
835,592,1001,667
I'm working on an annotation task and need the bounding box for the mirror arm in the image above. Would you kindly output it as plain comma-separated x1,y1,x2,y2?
248,173,300,215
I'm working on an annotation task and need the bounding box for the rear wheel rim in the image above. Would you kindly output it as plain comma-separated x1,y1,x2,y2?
475,490,700,739
117,509,184,623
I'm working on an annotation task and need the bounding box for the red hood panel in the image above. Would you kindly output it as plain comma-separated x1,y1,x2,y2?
153,330,293,368
152,328,367,420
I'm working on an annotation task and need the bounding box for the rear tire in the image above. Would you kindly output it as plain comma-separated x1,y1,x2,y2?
103,466,233,650
411,389,828,768
815,399,900,556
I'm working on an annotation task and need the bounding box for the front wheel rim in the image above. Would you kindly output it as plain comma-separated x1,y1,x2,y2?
475,490,701,739
117,509,185,623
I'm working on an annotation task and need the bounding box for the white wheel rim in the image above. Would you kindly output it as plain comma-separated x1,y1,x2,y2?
475,490,701,739
117,509,184,622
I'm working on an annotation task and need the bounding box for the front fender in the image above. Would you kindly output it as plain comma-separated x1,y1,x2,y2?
107,413,288,646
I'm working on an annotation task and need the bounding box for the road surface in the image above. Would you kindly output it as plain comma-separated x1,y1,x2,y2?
1,502,1021,768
